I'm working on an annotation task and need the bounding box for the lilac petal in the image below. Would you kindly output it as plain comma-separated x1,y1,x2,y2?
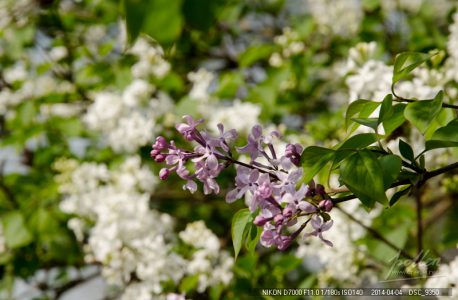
183,180,197,193
297,201,317,213
226,188,239,203
166,155,179,165
282,193,294,203
206,154,218,170
251,125,262,138
321,220,334,231
295,184,309,199
234,186,248,200
260,230,274,247
294,143,304,154
319,233,333,247
217,123,224,135
249,169,259,182
289,169,303,183
311,215,322,229
176,166,190,179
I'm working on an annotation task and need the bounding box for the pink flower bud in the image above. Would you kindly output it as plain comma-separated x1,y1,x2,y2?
154,136,167,150
155,154,166,163
274,214,284,224
319,199,333,212
253,215,270,226
283,206,294,218
150,149,160,157
159,168,171,180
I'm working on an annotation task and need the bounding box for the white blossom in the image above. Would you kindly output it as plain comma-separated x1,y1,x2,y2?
208,100,261,134
425,245,458,299
188,68,214,102
296,200,381,285
306,0,363,38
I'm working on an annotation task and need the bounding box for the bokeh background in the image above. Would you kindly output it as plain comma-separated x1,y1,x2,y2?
1,0,458,299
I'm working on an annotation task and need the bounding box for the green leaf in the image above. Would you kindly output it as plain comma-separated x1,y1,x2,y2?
182,0,216,31
141,0,183,45
351,117,379,131
301,146,335,184
379,155,402,189
425,119,458,151
399,139,415,162
124,0,183,44
389,186,411,206
382,104,406,135
2,211,33,249
18,101,36,126
345,100,380,129
215,72,244,98
392,52,436,84
340,150,388,208
231,208,252,260
238,44,274,67
404,91,443,134
337,133,378,150
378,94,393,125
179,274,199,293
124,0,149,43
245,224,262,254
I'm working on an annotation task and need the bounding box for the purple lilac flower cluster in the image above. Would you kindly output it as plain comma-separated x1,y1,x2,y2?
151,115,334,251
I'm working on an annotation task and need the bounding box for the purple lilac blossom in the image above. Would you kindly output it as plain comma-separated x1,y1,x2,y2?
152,116,335,251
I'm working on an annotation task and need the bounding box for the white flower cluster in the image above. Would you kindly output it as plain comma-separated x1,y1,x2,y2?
306,0,363,38
130,38,171,79
0,0,36,30
56,157,233,298
188,69,215,103
269,27,305,68
208,100,261,134
84,40,174,153
0,72,74,118
296,201,381,285
424,245,458,299
179,221,234,293
186,68,261,134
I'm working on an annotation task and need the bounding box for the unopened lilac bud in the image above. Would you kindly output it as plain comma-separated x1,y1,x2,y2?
283,206,294,218
150,149,160,158
159,168,171,180
273,214,284,224
155,154,166,163
253,215,270,226
284,144,301,166
285,144,295,156
154,136,167,149
319,199,333,212
316,184,325,195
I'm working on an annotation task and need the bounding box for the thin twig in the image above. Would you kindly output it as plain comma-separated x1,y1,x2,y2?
413,188,423,263
391,85,458,109
338,207,414,260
